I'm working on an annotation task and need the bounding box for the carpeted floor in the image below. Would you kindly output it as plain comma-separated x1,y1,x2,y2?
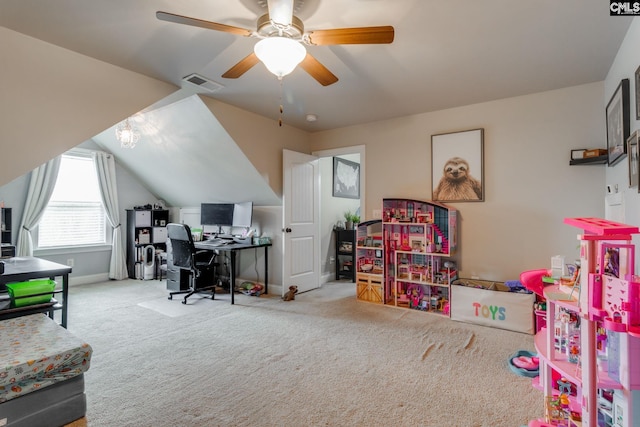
137,294,220,317
65,279,543,426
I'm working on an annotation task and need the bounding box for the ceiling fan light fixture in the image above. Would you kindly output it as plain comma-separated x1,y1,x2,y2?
254,37,306,78
115,118,140,149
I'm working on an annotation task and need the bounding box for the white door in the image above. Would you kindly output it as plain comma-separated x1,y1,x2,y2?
282,149,320,294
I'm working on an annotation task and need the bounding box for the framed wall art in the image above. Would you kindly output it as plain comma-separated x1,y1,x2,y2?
606,78,630,167
628,130,639,188
333,157,360,199
431,128,484,202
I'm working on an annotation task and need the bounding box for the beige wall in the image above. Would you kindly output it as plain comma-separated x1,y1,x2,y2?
310,83,606,281
0,27,177,186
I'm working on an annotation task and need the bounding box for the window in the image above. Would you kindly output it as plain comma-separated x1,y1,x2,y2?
37,152,107,248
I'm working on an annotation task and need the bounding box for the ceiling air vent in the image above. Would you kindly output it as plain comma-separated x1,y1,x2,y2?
182,73,224,93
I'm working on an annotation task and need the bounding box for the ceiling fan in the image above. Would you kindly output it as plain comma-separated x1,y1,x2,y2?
156,0,394,86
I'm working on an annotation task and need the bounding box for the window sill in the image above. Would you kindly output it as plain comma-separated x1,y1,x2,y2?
35,244,112,257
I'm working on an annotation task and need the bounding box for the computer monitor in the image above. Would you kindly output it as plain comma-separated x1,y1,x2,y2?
232,202,253,228
200,203,234,228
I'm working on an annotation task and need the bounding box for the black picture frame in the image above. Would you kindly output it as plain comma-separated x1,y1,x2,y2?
431,128,484,202
332,157,360,199
636,65,640,120
606,78,630,167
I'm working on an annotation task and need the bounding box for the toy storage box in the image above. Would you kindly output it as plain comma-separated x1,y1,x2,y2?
6,279,56,307
450,279,535,334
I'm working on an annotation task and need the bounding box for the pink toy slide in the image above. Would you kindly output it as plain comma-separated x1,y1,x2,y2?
520,269,549,298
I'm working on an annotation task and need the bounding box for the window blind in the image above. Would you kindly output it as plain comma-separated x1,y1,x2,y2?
38,202,106,247
37,153,107,248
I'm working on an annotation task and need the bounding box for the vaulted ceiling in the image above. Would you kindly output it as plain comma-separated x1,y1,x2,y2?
0,0,631,132
91,95,281,208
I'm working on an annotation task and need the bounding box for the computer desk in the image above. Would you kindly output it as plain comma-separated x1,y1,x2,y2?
194,240,271,305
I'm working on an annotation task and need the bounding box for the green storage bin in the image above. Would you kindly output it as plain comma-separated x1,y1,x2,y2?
6,279,56,307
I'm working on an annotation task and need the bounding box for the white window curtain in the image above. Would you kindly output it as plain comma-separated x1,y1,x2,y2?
16,156,62,256
93,151,128,280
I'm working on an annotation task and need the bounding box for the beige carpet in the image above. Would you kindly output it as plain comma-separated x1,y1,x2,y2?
66,279,543,426
137,294,218,317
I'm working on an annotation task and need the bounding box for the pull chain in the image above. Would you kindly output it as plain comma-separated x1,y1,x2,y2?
278,77,283,127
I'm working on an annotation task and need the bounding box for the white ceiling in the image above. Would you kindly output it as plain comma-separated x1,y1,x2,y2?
0,0,632,132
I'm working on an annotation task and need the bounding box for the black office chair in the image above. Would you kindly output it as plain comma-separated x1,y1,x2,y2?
167,223,218,304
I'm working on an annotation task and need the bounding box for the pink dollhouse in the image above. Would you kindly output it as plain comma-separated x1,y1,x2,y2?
381,198,457,315
528,217,640,427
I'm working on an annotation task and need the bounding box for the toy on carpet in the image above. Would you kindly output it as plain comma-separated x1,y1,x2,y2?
283,285,298,301
508,349,539,378
238,281,264,296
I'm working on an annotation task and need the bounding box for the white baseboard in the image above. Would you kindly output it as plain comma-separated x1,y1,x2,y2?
268,284,283,296
320,272,334,284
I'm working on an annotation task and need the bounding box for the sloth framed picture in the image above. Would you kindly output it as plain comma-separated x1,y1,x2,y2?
431,128,484,202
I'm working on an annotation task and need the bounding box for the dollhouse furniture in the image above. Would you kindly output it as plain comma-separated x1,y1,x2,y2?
381,198,457,316
355,220,384,303
0,314,92,426
529,217,640,427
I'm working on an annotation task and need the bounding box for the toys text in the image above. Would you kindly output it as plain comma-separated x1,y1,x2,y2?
472,302,506,321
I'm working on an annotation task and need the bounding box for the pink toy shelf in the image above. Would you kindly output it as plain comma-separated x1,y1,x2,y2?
562,217,639,237
588,242,640,338
528,217,640,427
520,268,549,298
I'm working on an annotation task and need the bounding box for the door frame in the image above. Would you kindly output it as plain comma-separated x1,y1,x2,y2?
312,145,366,285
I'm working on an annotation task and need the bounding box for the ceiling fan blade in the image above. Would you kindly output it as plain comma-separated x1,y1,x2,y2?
156,11,252,37
299,54,338,86
307,26,395,46
221,52,261,79
267,0,294,27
